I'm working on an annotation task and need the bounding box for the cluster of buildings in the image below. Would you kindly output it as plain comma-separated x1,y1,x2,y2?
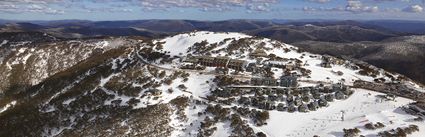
257,61,301,71
249,48,268,58
250,75,298,87
183,54,303,73
353,80,425,102
226,83,353,113
183,56,247,71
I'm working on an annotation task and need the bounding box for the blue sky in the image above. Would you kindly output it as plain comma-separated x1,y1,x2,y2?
0,0,424,21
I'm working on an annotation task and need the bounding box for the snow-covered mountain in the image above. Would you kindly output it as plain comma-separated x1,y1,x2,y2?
0,31,424,137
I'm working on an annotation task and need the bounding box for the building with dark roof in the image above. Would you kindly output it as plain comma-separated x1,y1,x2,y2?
280,75,298,87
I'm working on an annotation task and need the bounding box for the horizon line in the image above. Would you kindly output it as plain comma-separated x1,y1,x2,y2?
2,18,425,22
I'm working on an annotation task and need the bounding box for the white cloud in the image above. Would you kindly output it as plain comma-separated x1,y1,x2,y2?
0,0,279,14
0,0,423,15
302,0,379,13
305,0,332,3
403,5,423,12
0,1,64,14
345,0,379,13
133,0,278,12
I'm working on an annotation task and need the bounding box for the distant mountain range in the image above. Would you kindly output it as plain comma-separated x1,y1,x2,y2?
2,19,425,35
1,19,425,85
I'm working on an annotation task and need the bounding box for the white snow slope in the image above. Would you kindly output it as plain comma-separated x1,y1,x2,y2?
33,31,424,137
147,31,425,137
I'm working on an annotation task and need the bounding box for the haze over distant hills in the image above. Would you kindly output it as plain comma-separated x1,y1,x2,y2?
1,19,424,85
2,19,425,37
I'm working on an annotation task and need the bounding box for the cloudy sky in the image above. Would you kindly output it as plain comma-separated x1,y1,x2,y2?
0,0,425,21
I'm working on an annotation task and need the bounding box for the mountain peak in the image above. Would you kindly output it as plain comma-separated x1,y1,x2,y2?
0,31,424,137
